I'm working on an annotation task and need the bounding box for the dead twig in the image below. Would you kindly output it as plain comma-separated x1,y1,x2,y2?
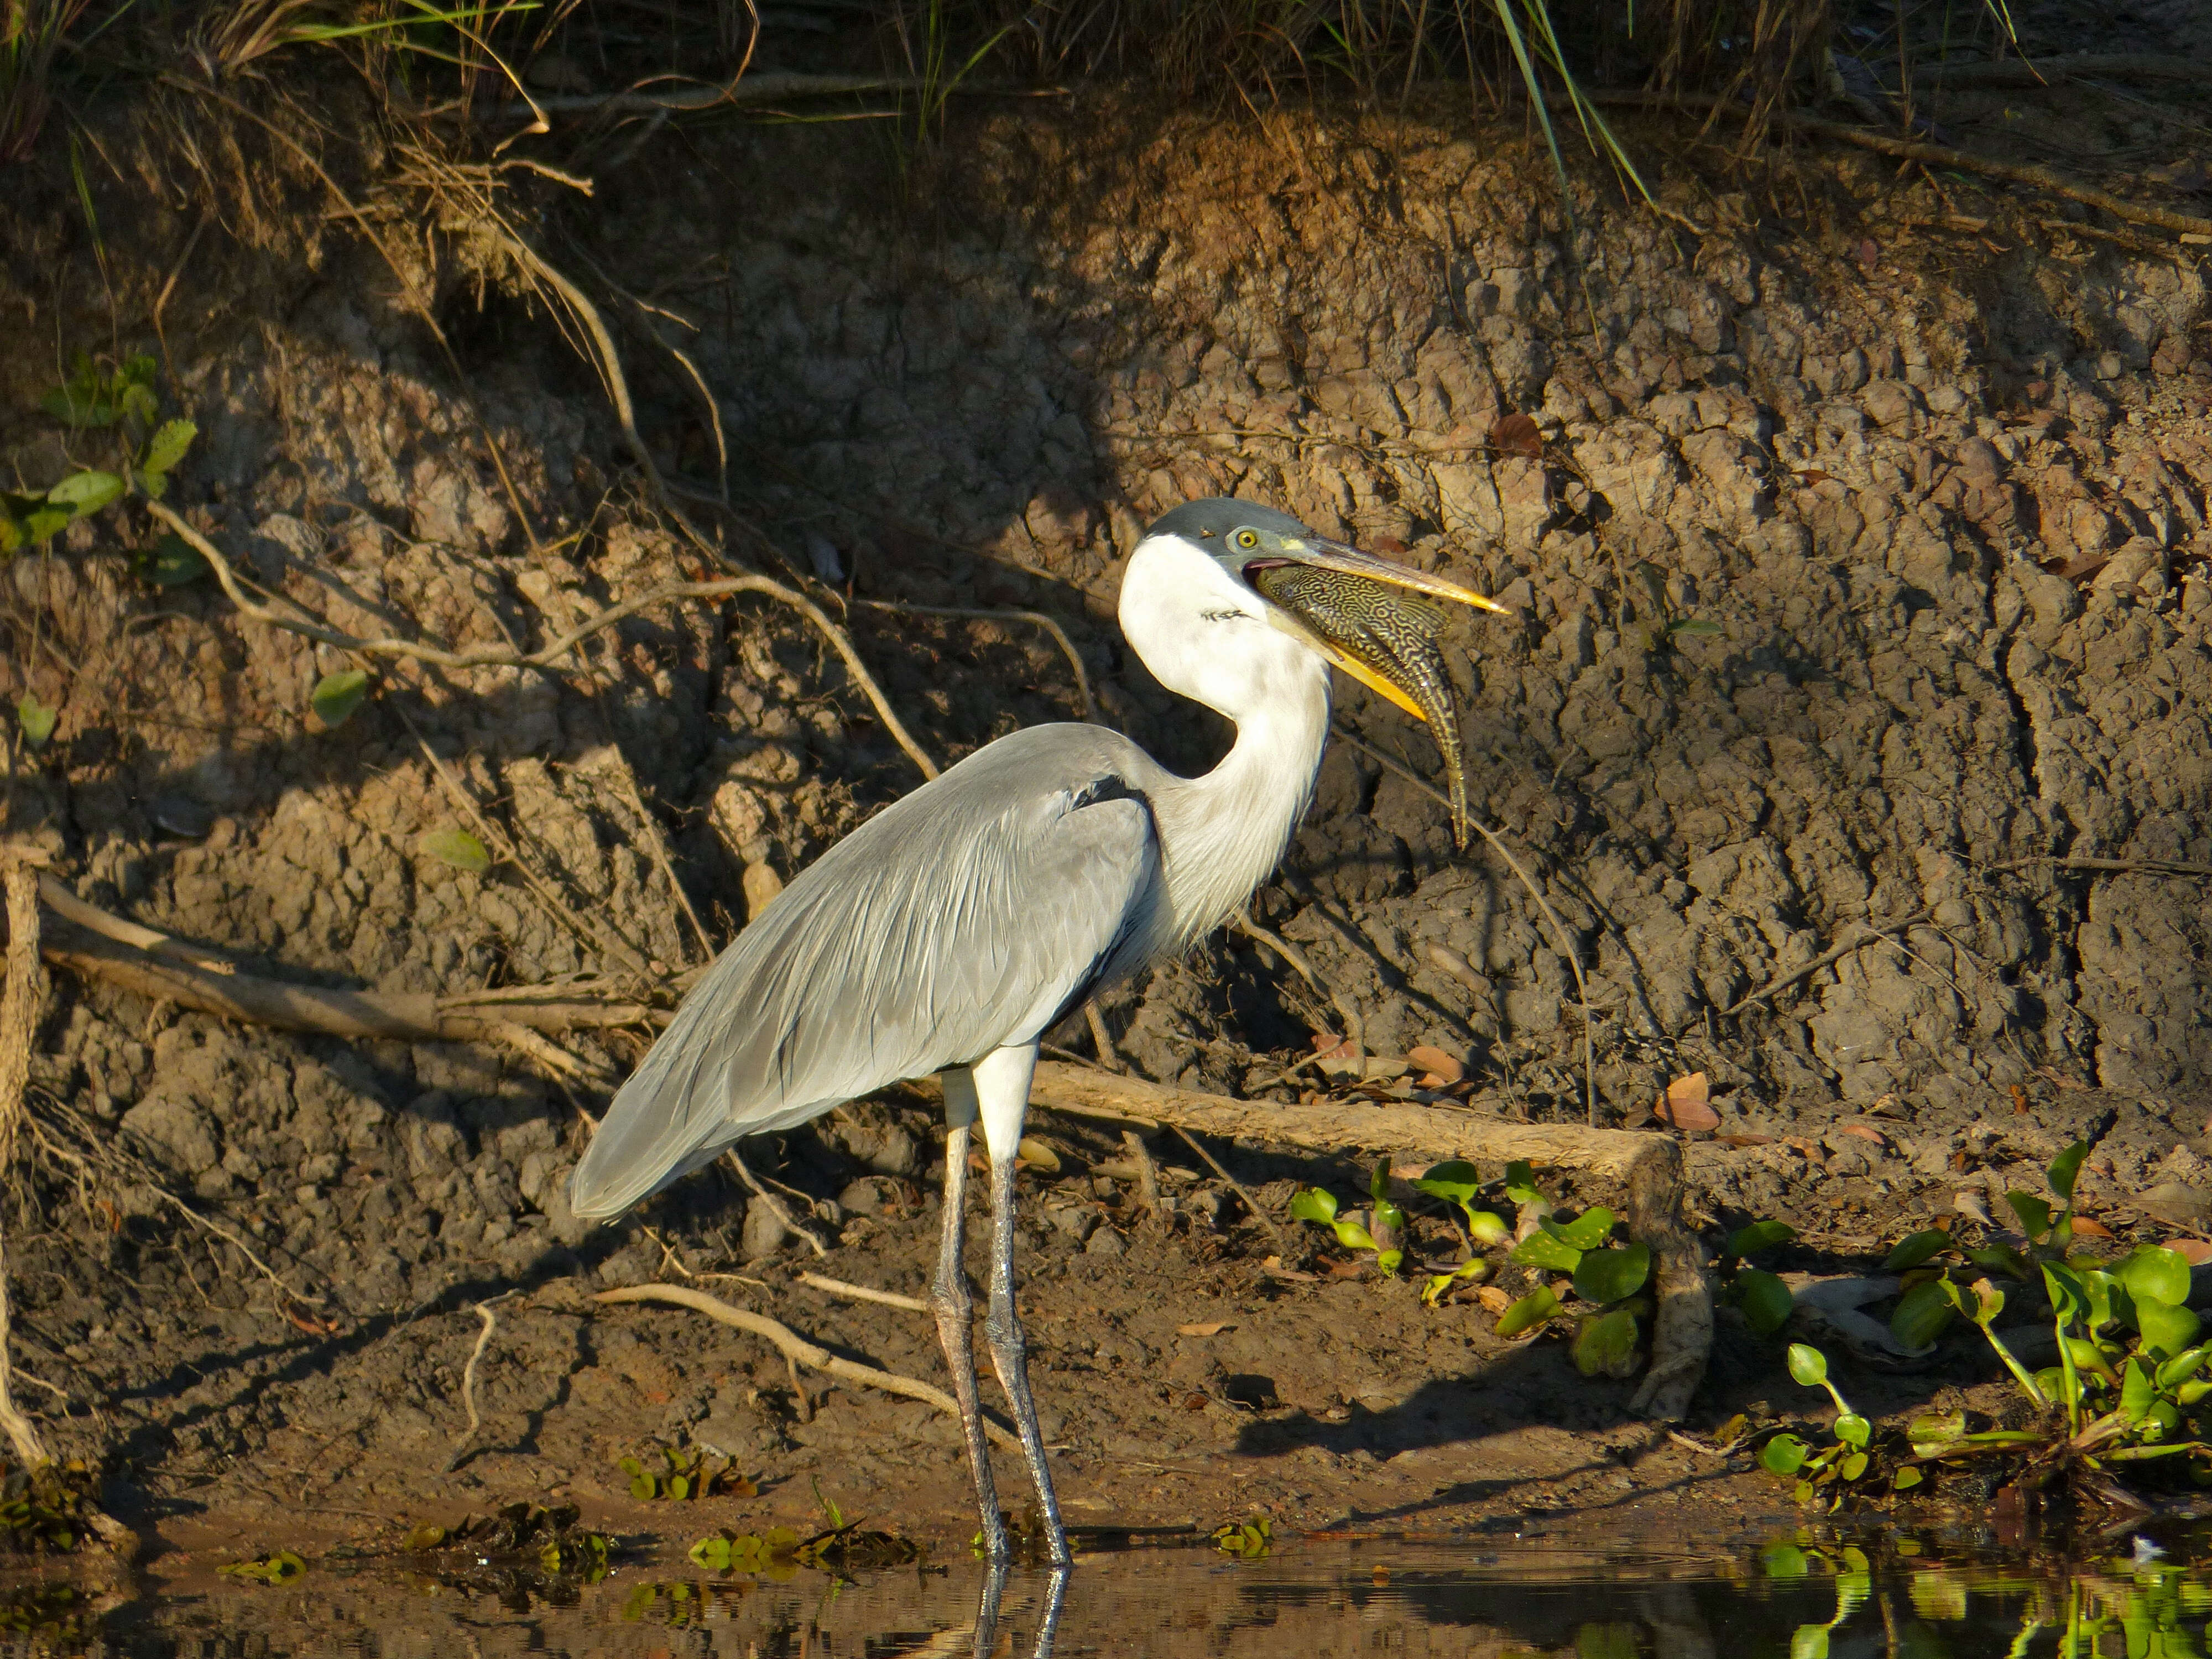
1083,1001,1121,1071
445,1292,511,1473
1985,854,2212,880
1721,910,1934,1018
456,70,1052,125
1165,1123,1288,1252
1232,905,1364,1067
724,1147,830,1258
796,1271,931,1314
593,1282,1020,1449
1120,1129,1161,1212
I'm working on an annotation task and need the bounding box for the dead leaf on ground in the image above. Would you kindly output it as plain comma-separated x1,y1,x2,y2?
1717,1133,1775,1147
1654,1072,1719,1131
2069,1216,2114,1239
1476,1286,1512,1314
1177,1322,1235,1337
2167,1238,2212,1265
1488,412,1543,460
1015,1137,1061,1173
1310,1033,1353,1061
1260,1256,1318,1282
1837,1124,1887,1146
1324,1260,1368,1280
1794,469,1833,487
2011,1083,2031,1115
1407,1044,1464,1086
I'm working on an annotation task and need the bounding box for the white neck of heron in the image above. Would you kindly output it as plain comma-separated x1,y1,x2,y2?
1119,531,1336,950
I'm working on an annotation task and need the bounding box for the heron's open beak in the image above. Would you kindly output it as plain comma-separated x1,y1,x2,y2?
1245,540,1507,852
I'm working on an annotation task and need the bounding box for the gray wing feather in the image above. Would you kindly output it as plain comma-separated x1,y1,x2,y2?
569,726,1162,1217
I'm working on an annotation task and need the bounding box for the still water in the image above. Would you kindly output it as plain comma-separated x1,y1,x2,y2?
15,1532,2210,1657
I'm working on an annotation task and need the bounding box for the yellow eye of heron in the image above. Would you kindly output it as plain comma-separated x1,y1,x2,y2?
1235,529,1259,549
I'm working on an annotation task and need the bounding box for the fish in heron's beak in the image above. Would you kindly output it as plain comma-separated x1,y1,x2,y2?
1246,542,1508,851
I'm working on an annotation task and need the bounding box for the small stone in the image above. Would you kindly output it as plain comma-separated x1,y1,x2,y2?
837,1178,884,1215
742,862,784,921
740,1199,789,1260
1084,1225,1125,1259
1045,1205,1097,1243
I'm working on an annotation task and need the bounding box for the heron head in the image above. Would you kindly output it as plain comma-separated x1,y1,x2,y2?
1130,498,1509,848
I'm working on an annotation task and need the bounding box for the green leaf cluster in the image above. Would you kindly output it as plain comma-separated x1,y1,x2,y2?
400,1501,613,1580
1719,1219,1797,1336
5,353,198,556
1763,1344,1877,1506
619,1446,757,1503
1411,1159,1510,1305
1289,1159,1406,1274
1492,1165,1653,1376
218,1550,307,1584
1211,1516,1274,1558
688,1525,801,1576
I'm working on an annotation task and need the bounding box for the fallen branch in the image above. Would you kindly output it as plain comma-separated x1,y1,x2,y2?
145,502,942,784
1592,91,2212,240
1013,1062,1710,1420
0,851,51,1470
593,1282,1020,1449
1721,910,1933,1017
32,893,652,1046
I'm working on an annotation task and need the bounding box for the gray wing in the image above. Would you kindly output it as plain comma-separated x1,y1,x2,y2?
569,724,1164,1218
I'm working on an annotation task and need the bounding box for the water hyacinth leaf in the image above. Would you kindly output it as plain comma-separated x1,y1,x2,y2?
1839,1451,1869,1481
1760,1434,1810,1477
1495,1285,1560,1338
422,829,492,873
1909,1410,1967,1456
1762,1542,1809,1578
1892,1278,1956,1350
1572,1306,1641,1378
1376,1247,1403,1275
1332,1219,1379,1253
1466,1210,1511,1246
1372,1194,1406,1234
311,669,372,728
2121,1358,2156,1423
48,469,126,515
2047,1140,2089,1202
1511,1230,1583,1272
1892,1465,1922,1491
2137,1299,2201,1362
1962,1243,2029,1277
1414,1161,1481,1204
2157,1347,2210,1390
1369,1159,1393,1202
1730,1220,1795,1259
1545,1207,1616,1251
2121,1245,2194,1310
1572,1241,1650,1306
1792,1627,1830,1659
1503,1160,1541,1204
1738,1269,1794,1335
2005,1192,2053,1239
1786,1343,1829,1387
145,418,197,475
1835,1413,1872,1449
16,694,58,749
1290,1188,1338,1225
1883,1230,1950,1272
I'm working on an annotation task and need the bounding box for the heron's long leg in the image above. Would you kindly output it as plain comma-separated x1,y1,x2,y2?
984,1144,1072,1566
931,1118,1005,1561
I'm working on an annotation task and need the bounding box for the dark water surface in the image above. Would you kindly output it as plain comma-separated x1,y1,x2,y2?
14,1532,2210,1656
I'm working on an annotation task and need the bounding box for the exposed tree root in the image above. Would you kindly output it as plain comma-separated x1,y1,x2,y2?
593,1282,1021,1450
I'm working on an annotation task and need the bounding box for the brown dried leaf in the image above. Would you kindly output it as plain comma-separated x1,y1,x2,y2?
1177,1322,1235,1337
1488,412,1543,460
1476,1286,1512,1314
2069,1216,2114,1239
1654,1072,1719,1131
1837,1124,1887,1146
2166,1238,2212,1265
1407,1045,1464,1085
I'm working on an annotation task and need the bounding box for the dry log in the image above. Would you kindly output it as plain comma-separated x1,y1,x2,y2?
1020,1062,1712,1420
